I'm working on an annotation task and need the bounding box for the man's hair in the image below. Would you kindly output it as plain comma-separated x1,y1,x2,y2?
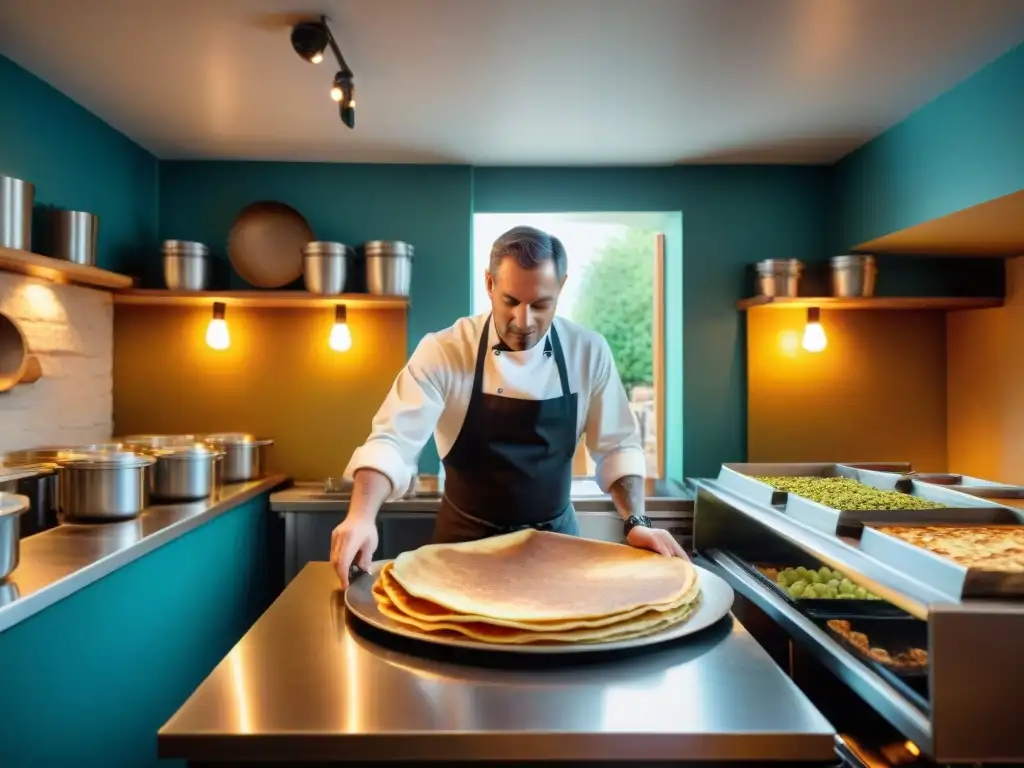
488,226,567,280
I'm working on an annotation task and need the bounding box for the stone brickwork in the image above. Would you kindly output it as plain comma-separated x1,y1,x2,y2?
0,273,113,452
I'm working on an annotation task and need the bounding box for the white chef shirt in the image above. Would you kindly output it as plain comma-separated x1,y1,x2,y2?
344,312,646,503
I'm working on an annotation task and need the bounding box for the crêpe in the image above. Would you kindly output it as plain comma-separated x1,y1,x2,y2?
388,529,698,623
378,560,699,631
372,571,700,644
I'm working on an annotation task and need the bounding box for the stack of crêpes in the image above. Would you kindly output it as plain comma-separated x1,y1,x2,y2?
372,529,700,645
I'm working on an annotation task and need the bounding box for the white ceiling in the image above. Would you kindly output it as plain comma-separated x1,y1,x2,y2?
1,0,1023,165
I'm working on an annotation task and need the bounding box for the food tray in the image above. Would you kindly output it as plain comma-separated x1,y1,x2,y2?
344,560,735,655
783,472,1019,537
716,462,908,507
903,473,1024,500
822,617,929,712
737,557,909,619
860,523,1024,601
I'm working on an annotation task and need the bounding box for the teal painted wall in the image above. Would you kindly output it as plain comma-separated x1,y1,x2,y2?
0,54,158,272
0,494,283,768
158,161,473,473
474,166,830,479
832,41,1024,249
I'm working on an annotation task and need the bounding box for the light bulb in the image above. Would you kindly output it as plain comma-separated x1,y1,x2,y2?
206,302,230,350
311,52,324,64
329,322,352,352
801,307,826,353
329,304,352,352
330,85,342,101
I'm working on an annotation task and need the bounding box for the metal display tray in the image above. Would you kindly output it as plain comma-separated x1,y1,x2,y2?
345,560,735,655
860,522,1024,600
715,462,912,507
908,473,1024,499
821,617,930,712
783,471,1019,537
737,556,909,619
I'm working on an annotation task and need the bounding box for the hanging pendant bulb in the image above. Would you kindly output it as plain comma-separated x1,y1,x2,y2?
801,306,827,353
206,302,230,350
329,304,352,352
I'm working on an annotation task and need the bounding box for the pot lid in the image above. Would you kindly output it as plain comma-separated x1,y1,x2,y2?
58,451,155,469
153,444,220,460
119,434,197,448
303,241,350,257
0,492,30,518
205,432,258,445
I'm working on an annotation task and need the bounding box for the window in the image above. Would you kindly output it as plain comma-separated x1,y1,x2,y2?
472,213,667,479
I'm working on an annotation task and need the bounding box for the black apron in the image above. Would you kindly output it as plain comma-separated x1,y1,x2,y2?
433,316,581,544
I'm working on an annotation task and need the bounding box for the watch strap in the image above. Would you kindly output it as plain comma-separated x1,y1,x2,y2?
623,514,652,537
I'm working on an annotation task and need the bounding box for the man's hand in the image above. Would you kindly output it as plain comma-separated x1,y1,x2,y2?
330,515,379,589
627,525,689,559
330,468,392,588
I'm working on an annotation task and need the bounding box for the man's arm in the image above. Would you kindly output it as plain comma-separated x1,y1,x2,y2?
609,473,646,521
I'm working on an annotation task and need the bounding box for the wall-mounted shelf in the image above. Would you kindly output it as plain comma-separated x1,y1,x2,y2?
0,246,134,290
737,296,1004,311
112,290,409,309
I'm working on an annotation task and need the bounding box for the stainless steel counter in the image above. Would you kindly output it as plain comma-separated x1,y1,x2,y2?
159,561,836,764
0,475,288,634
269,477,694,514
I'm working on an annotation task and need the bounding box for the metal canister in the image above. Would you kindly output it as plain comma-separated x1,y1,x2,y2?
162,240,211,290
0,175,33,251
830,255,877,298
303,241,349,295
363,240,413,296
52,210,99,266
754,259,803,297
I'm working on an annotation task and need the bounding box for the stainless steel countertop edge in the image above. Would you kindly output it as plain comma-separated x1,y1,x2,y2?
0,475,288,635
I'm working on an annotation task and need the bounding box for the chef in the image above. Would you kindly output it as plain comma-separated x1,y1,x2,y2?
331,225,686,586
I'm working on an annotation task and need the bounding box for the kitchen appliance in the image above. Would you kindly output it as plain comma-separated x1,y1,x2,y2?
754,259,803,297
150,444,222,502
52,210,99,266
302,241,349,295
228,201,313,288
0,493,29,580
0,175,33,251
0,462,58,538
162,241,210,290
56,451,155,521
363,240,413,296
0,312,42,393
831,255,876,297
203,433,273,483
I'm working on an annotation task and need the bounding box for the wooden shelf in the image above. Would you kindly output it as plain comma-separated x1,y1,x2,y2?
737,296,1004,311
112,290,408,309
0,246,134,290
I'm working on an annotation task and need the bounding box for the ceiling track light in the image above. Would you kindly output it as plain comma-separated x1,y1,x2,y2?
291,15,357,130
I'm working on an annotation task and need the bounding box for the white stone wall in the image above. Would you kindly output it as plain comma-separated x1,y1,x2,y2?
0,273,113,452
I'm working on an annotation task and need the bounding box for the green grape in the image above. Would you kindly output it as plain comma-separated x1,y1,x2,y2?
788,580,808,597
813,583,830,598
818,566,832,581
827,579,840,588
840,579,855,594
837,593,856,599
854,587,867,599
826,586,839,599
808,571,821,584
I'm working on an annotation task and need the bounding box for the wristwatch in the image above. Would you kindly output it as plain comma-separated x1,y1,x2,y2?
623,514,652,537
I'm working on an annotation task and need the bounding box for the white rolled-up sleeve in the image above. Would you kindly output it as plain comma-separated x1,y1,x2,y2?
584,337,647,492
344,335,449,502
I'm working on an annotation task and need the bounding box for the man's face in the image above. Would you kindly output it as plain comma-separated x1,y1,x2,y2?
486,257,565,351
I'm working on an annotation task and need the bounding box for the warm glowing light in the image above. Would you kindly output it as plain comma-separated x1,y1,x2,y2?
311,52,324,64
801,307,827,353
206,302,230,350
329,304,352,352
330,85,342,102
904,740,920,757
